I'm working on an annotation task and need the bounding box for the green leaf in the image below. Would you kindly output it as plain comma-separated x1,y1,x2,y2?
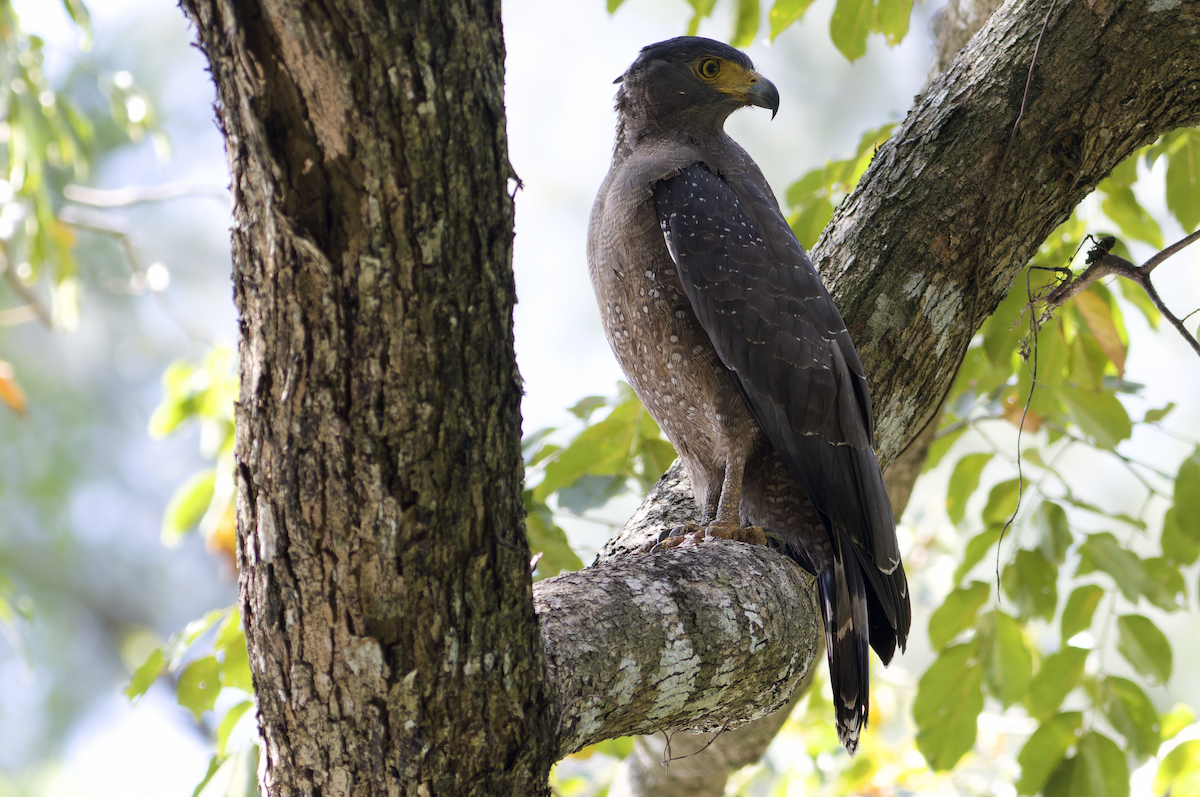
1100,183,1163,248
1141,557,1187,612
1061,585,1105,643
524,498,583,579
556,473,628,515
1173,450,1200,554
1154,740,1200,797
788,196,836,250
982,478,1024,526
1117,278,1161,330
219,638,254,692
1165,129,1200,232
1073,290,1127,377
929,581,990,651
177,655,222,720
1076,532,1151,603
684,0,718,34
954,526,1003,584
1096,676,1160,759
946,452,993,525
606,0,627,12
873,0,912,44
769,0,821,39
979,611,1033,708
913,642,984,771
1016,712,1083,796
1044,732,1129,797
1143,402,1175,423
1060,387,1131,450
829,0,872,61
924,425,967,471
216,701,254,757
1160,704,1196,743
567,396,608,420
1116,614,1172,685
983,283,1031,365
535,395,642,501
1002,549,1058,622
192,756,222,797
1026,646,1089,721
124,647,166,704
1036,501,1073,564
731,0,761,46
162,469,217,547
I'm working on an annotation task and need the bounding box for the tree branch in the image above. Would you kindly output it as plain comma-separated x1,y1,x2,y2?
811,0,1200,466
536,541,819,760
1044,231,1200,358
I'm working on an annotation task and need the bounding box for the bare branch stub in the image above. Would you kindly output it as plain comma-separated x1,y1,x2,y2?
1041,232,1200,359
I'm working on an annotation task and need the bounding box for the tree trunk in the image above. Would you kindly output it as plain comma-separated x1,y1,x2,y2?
179,0,1200,794
179,1,553,794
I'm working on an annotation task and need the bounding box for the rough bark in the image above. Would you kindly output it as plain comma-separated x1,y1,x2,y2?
179,0,1200,794
179,1,552,795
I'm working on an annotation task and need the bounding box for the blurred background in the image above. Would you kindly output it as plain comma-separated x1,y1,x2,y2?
0,0,1196,795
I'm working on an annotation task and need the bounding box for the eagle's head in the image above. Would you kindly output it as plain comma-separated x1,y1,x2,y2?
614,36,779,144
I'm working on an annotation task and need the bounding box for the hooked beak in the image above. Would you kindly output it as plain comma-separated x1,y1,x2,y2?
745,75,780,119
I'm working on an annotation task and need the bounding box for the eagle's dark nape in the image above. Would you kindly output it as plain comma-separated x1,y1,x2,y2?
586,35,910,755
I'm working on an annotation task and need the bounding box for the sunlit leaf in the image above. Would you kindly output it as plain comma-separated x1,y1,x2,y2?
946,452,993,525
1096,675,1160,760
1002,548,1058,622
979,611,1033,708
873,0,912,44
1044,732,1129,797
983,478,1024,526
535,396,642,501
1016,712,1083,796
216,701,254,757
1073,290,1126,377
1119,278,1161,330
162,469,217,547
1164,129,1200,232
1154,740,1200,797
1173,450,1200,555
923,425,967,471
1115,614,1171,685
124,647,166,704
913,642,984,771
1060,387,1131,450
1061,585,1104,643
1160,704,1196,743
1026,646,1089,721
954,525,1003,584
1142,402,1175,423
929,581,989,651
1100,183,1163,248
731,0,761,46
829,0,872,61
177,655,222,720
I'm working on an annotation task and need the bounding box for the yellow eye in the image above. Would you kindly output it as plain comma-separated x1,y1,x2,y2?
698,58,721,80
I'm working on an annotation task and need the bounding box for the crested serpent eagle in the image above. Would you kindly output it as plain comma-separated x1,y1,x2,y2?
586,36,911,755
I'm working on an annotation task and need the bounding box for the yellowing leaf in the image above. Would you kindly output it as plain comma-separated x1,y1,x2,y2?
1072,290,1126,377
1154,740,1200,797
0,359,27,417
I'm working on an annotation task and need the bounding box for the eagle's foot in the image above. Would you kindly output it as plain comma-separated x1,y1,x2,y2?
646,522,770,552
